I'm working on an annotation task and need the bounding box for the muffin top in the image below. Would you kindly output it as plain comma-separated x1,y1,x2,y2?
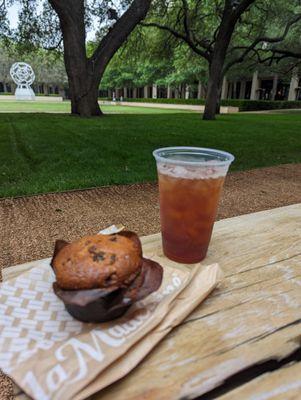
52,232,143,290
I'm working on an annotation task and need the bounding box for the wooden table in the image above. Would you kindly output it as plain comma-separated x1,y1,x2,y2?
4,204,301,400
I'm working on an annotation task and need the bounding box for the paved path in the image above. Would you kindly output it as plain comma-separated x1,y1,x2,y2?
107,101,239,113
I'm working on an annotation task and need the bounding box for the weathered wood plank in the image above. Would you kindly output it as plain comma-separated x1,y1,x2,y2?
3,204,301,400
217,362,301,400
93,271,301,399
91,204,301,399
143,204,301,275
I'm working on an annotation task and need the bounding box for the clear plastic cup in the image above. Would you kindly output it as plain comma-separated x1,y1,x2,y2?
153,147,234,263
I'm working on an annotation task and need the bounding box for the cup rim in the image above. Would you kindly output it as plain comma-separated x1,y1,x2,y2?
153,146,235,167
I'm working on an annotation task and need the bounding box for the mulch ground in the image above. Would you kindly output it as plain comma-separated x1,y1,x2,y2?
0,162,301,400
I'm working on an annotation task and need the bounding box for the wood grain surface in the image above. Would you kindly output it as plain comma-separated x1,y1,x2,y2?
4,203,301,400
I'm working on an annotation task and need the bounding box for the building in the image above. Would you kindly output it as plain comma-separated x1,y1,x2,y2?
104,70,301,101
221,71,301,101
1,70,300,101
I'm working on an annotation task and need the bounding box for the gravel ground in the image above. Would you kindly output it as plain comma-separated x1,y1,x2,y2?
0,162,300,399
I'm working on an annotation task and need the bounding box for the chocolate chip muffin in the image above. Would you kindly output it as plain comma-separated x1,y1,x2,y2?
52,232,143,290
51,231,163,322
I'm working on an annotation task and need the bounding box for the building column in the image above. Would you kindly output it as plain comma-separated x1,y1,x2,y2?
250,71,260,100
233,81,237,99
167,85,172,99
239,80,246,99
144,86,148,98
197,82,204,99
133,88,137,98
185,84,190,99
221,76,228,99
288,69,299,101
271,74,278,100
152,84,157,99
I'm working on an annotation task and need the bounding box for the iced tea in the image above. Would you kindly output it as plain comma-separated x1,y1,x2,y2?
154,147,234,263
158,171,225,263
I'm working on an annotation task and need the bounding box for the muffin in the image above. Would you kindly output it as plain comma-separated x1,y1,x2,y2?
51,231,163,322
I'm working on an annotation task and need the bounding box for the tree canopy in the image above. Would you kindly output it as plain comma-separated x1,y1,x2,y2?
0,0,152,116
1,1,301,118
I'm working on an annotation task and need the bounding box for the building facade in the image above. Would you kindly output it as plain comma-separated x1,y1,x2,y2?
104,70,301,101
0,81,67,97
1,70,300,101
221,71,301,101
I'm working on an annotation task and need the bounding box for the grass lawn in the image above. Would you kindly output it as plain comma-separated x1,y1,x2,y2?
0,112,300,197
0,101,189,114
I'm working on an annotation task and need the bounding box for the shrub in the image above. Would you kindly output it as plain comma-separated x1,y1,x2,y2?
227,100,301,111
103,97,301,111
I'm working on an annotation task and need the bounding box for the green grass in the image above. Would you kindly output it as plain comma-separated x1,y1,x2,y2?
0,112,300,198
0,101,189,114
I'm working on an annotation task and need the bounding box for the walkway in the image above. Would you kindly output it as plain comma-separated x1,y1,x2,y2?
105,101,239,113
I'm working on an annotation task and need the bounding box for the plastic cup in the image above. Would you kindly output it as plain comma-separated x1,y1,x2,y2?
153,147,234,263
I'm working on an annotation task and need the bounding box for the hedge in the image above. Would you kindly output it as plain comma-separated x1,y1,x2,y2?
115,97,206,105
100,97,301,111
221,99,301,111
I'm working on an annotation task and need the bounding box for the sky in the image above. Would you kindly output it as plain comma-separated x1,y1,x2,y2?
6,3,96,40
7,4,19,29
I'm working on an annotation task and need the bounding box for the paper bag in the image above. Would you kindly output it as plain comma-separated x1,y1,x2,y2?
0,259,222,400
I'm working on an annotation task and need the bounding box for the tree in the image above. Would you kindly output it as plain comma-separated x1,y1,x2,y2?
99,24,207,97
239,17,301,69
142,0,301,119
98,26,175,92
162,45,207,97
0,0,152,117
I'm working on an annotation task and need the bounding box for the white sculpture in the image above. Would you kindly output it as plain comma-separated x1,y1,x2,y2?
10,62,36,101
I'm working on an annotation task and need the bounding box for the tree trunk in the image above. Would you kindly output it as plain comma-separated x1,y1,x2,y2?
67,65,103,117
49,0,102,117
203,7,239,120
66,66,102,118
70,87,102,117
49,0,152,117
203,58,224,120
